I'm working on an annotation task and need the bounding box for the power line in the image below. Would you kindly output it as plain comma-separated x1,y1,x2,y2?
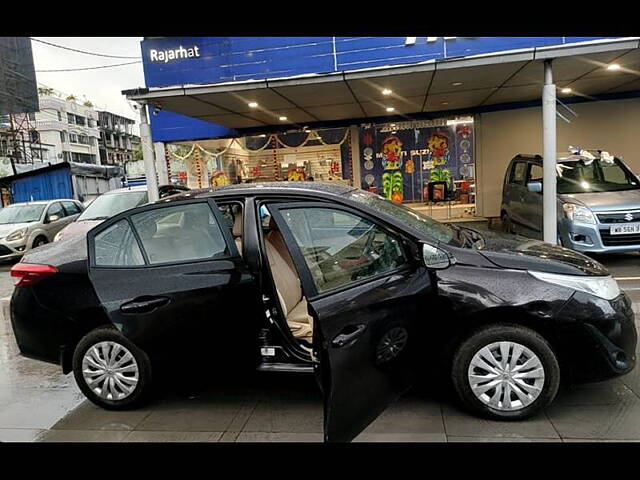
30,38,141,60
36,61,142,73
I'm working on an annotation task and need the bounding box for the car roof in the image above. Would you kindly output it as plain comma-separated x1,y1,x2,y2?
5,199,68,206
159,181,358,203
103,185,148,194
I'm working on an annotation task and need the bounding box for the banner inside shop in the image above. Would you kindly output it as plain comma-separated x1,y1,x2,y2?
360,121,474,203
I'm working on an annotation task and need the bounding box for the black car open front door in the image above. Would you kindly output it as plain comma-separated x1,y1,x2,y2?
267,201,433,442
86,198,261,366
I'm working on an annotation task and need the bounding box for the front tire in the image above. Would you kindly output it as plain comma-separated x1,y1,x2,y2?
72,327,153,410
451,324,560,420
501,213,513,234
32,236,48,249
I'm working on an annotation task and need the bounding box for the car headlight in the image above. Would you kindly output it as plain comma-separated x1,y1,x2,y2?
6,228,27,242
562,203,595,224
54,231,63,242
529,270,620,300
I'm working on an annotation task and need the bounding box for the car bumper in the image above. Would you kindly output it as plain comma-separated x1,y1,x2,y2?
559,219,640,253
555,291,637,383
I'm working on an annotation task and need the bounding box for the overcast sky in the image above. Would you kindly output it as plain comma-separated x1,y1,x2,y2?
31,37,145,129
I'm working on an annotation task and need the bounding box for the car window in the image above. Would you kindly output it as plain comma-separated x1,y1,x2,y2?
78,191,148,221
130,203,229,265
46,202,65,220
94,219,145,267
510,162,527,185
528,164,543,183
277,207,407,293
62,201,81,216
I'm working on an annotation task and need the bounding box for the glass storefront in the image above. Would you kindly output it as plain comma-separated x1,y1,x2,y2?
162,117,476,221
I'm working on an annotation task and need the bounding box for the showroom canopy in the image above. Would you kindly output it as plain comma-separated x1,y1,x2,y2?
124,38,640,132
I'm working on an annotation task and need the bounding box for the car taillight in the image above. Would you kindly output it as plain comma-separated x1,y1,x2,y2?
10,263,58,288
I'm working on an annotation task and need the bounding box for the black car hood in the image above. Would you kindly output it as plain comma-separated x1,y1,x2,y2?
471,229,608,276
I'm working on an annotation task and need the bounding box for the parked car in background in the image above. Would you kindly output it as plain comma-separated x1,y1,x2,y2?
501,149,640,253
10,182,636,442
54,184,189,242
0,199,84,260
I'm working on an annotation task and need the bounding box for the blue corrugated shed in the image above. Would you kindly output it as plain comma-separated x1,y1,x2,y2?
11,166,73,203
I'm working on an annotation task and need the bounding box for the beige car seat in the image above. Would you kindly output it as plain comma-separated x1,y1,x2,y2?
264,219,313,343
232,210,242,255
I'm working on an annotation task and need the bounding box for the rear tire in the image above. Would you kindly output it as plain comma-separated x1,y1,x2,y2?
451,324,560,420
72,327,153,410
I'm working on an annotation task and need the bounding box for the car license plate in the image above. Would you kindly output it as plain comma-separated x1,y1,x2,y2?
610,225,640,235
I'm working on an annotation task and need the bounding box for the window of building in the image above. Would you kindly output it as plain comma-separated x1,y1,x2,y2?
60,131,66,143
75,115,85,126
57,111,62,121
275,207,408,293
69,133,78,143
67,113,75,124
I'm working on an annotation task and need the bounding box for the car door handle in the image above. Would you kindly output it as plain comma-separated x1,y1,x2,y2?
332,324,367,348
120,296,170,314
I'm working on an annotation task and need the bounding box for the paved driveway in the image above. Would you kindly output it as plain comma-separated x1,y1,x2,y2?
1,237,639,443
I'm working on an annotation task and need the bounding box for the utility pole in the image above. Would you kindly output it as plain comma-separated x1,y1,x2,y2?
137,102,159,202
542,60,557,244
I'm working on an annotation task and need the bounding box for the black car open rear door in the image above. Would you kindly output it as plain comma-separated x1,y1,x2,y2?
267,201,433,442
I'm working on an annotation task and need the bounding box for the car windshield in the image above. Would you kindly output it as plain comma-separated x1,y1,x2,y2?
0,204,45,224
556,158,640,194
78,191,148,221
346,190,459,245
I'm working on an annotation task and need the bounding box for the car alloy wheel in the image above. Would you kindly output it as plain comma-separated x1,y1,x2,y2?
376,326,409,364
467,341,544,411
81,341,140,401
73,327,152,410
451,324,560,420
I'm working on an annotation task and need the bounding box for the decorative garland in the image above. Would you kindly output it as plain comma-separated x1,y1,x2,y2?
167,128,349,163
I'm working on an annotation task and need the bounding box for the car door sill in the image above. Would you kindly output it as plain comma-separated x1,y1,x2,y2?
256,362,314,373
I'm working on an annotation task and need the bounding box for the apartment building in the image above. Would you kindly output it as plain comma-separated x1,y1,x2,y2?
97,111,140,166
34,95,101,164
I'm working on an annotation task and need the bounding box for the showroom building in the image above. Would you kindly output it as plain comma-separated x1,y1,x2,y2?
125,36,640,223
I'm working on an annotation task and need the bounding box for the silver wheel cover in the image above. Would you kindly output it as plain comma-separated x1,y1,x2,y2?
468,341,545,411
82,341,139,401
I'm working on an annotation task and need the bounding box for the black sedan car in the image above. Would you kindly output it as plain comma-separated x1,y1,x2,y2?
9,182,637,442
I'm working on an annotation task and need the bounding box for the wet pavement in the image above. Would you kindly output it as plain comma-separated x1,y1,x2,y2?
0,237,639,443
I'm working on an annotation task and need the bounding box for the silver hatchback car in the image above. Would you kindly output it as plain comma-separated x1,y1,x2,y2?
0,199,84,260
501,149,640,253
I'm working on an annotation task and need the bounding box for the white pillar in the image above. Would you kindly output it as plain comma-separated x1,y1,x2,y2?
154,142,169,185
349,125,361,188
542,60,557,244
139,103,159,202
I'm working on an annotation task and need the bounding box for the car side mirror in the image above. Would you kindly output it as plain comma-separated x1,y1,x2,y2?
527,181,542,193
47,214,60,223
422,243,454,270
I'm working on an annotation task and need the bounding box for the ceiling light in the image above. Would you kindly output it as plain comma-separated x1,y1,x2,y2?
606,64,621,71
279,116,287,121
382,88,393,95
561,87,572,93
451,82,463,86
386,107,395,112
441,101,449,105
248,101,259,108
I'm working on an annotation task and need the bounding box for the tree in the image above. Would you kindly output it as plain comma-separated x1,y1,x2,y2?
66,95,77,102
83,101,93,108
